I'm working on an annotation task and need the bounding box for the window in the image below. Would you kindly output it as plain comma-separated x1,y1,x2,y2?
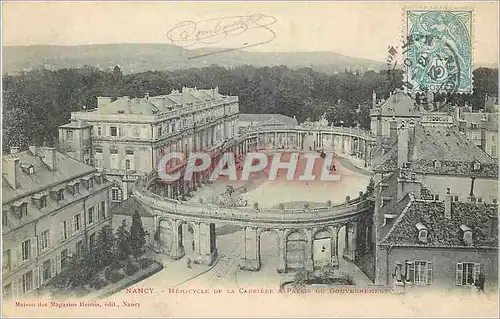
3,249,11,271
89,178,94,189
42,259,51,281
471,123,478,129
74,214,81,232
89,233,96,250
60,221,68,242
456,262,481,286
22,270,33,294
125,159,131,170
434,194,440,201
18,203,28,217
473,162,481,171
39,230,50,251
2,213,7,226
40,196,47,208
76,240,84,257
66,130,74,141
492,135,496,142
88,207,94,225
60,249,69,269
3,284,12,300
418,229,428,243
22,239,31,261
405,260,433,284
158,127,162,137
110,126,118,137
477,197,483,203
493,198,498,204
97,126,102,136
111,188,122,202
453,196,459,202
100,201,106,219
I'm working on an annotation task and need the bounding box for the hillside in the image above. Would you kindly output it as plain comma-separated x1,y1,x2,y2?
2,43,384,74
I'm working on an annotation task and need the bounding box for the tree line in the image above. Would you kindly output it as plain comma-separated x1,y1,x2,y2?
2,65,497,152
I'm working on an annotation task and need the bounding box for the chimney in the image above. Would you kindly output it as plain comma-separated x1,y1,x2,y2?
444,188,452,219
372,90,377,109
480,116,487,151
3,156,20,189
42,147,57,171
28,146,37,155
389,118,398,140
397,169,421,201
397,124,409,168
10,147,20,154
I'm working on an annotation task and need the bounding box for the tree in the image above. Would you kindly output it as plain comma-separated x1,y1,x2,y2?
116,220,131,260
130,211,146,260
96,225,116,267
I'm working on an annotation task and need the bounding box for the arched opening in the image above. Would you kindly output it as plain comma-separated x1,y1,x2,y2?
178,223,195,258
286,231,307,271
258,230,279,271
302,134,315,152
313,229,332,269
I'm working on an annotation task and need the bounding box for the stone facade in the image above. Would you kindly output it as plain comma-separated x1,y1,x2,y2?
2,147,112,300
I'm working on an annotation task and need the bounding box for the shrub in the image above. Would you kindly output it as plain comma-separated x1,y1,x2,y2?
105,268,125,283
89,276,107,290
304,203,310,209
125,262,140,276
139,258,154,269
326,200,332,207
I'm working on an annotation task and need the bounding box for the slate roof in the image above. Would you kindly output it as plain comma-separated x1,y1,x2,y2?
373,123,498,177
59,120,92,129
95,88,228,115
379,198,498,249
238,114,298,128
111,196,154,218
2,149,96,203
461,112,498,132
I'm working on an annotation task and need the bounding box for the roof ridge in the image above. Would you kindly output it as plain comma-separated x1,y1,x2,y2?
379,193,415,245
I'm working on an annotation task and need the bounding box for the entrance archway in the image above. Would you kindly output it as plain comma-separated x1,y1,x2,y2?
337,225,347,265
158,220,173,253
286,231,307,271
313,229,332,269
179,223,195,258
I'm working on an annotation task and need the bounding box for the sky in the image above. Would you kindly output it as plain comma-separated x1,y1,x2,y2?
2,1,499,63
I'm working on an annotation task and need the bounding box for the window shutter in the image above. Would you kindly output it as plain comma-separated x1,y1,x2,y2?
12,279,19,298
406,261,415,282
474,263,481,284
456,263,463,286
50,257,56,278
59,222,64,243
56,253,62,274
68,218,73,237
12,247,19,267
33,267,40,289
31,237,37,259
426,262,433,285
17,278,23,296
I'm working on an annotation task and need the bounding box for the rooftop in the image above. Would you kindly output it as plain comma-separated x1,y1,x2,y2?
2,148,96,203
371,91,425,118
111,196,154,218
379,197,498,249
239,113,298,128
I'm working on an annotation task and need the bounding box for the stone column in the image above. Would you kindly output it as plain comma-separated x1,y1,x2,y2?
193,222,218,266
343,222,357,262
240,227,261,271
304,229,314,272
170,220,185,260
277,229,287,273
329,226,339,269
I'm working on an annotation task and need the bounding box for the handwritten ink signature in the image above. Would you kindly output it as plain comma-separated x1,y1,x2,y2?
166,13,277,59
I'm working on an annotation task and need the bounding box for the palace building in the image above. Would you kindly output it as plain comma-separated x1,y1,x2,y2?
58,87,239,203
2,147,112,299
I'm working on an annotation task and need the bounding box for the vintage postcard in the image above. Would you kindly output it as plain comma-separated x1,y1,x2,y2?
1,1,499,318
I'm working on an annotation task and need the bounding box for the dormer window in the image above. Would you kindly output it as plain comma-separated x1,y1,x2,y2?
434,160,441,169
472,162,481,171
460,225,473,246
11,202,28,218
20,163,35,175
415,223,428,243
32,193,47,209
51,188,65,201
